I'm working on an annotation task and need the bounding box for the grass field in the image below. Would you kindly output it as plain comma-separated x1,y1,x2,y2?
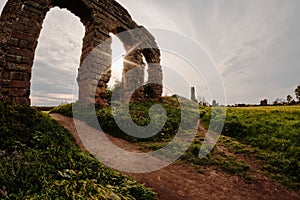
51,101,300,190
202,105,300,189
0,103,155,199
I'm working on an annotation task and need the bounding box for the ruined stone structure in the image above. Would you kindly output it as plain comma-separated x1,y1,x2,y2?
0,0,163,105
191,87,197,103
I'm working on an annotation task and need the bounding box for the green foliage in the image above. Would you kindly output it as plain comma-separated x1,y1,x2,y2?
51,97,201,144
139,138,251,178
287,95,293,104
260,99,268,106
212,106,300,189
172,142,251,177
50,103,73,117
107,81,122,105
295,85,300,101
97,99,183,142
0,102,156,199
52,97,199,143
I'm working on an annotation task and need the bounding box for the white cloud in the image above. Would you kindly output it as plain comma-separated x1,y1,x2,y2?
30,7,85,106
0,1,6,12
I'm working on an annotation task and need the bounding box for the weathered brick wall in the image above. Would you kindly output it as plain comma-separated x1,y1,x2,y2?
0,0,162,105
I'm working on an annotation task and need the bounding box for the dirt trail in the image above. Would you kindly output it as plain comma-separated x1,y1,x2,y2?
50,114,299,200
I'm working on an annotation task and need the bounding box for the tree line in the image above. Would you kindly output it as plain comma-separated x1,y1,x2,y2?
260,84,300,106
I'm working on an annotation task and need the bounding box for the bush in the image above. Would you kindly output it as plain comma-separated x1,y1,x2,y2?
50,103,73,117
97,99,183,142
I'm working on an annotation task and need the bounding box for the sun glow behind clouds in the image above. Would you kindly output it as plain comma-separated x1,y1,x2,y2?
108,33,125,89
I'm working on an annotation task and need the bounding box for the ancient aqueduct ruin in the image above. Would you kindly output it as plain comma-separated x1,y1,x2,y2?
0,0,163,105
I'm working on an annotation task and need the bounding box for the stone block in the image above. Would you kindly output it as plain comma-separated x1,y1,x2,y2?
23,5,44,15
8,88,19,96
8,48,33,58
22,56,33,65
19,39,29,48
19,89,30,96
8,38,19,47
11,80,26,88
6,54,23,63
12,31,31,40
13,97,30,105
1,88,9,96
1,80,11,87
10,72,24,80
6,62,31,72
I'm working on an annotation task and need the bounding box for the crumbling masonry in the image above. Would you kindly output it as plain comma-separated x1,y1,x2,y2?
0,0,163,105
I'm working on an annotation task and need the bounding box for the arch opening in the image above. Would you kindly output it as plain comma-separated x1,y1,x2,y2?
30,7,85,106
108,33,125,89
109,27,163,102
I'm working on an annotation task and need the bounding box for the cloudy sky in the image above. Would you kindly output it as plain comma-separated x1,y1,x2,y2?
1,0,300,105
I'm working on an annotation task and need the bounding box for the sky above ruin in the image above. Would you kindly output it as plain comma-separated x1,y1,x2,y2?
1,0,300,106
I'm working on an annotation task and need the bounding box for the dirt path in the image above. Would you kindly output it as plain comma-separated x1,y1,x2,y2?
50,114,300,200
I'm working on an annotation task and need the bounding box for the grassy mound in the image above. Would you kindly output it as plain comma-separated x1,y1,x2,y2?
51,97,200,143
0,102,155,199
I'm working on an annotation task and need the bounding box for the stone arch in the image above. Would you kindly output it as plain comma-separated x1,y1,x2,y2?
110,26,163,102
111,26,145,102
0,0,162,105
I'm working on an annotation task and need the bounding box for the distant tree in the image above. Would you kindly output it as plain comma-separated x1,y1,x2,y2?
260,99,268,106
287,95,293,104
295,85,300,102
202,97,208,106
198,96,208,106
273,98,283,106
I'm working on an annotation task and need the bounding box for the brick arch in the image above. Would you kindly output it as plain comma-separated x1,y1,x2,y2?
110,26,145,101
0,0,162,105
110,26,163,101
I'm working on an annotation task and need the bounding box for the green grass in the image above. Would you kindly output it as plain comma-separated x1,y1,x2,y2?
0,102,156,199
137,105,300,189
180,144,251,176
97,98,182,142
138,133,252,179
50,103,73,117
52,97,200,143
203,105,300,189
51,101,300,190
203,106,300,153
